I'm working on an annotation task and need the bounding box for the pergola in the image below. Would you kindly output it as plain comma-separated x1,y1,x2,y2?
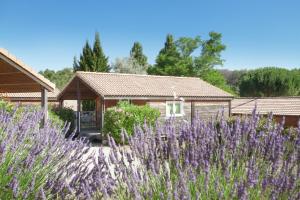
0,48,55,123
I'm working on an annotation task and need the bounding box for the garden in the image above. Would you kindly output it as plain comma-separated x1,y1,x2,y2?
0,99,299,199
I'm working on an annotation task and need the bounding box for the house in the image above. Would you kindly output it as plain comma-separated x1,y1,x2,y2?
0,48,55,123
58,71,234,133
231,97,300,127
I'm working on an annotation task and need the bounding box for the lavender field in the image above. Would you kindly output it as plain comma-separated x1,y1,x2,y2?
0,106,299,199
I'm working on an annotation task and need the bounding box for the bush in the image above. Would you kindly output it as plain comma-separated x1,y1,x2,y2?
103,101,160,143
0,106,92,199
0,99,13,112
49,105,76,137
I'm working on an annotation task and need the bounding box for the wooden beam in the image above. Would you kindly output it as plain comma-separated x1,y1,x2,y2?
101,98,105,130
191,101,195,125
96,96,101,129
41,88,48,126
0,72,23,75
228,100,232,117
0,54,54,91
59,100,63,108
76,80,81,134
0,83,38,86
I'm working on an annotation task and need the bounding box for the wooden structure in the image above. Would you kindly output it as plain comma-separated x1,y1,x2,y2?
0,48,55,123
232,97,300,127
58,72,233,133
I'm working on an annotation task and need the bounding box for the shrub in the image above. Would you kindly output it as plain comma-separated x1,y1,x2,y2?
49,105,76,137
103,111,300,199
0,99,13,112
0,106,94,199
103,101,160,143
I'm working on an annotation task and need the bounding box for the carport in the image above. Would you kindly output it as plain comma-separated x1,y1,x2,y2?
0,48,55,123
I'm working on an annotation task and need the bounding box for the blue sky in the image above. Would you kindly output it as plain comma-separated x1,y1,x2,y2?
1,0,300,71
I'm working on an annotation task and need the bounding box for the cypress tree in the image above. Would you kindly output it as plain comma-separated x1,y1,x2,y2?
73,32,110,72
130,42,148,67
92,32,110,72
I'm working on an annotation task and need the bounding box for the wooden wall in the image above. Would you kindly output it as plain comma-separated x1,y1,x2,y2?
101,99,230,123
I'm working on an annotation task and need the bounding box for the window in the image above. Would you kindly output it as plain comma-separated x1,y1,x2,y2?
166,101,184,117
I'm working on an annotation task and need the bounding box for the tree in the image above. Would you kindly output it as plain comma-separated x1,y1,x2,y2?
147,34,184,76
112,57,147,74
92,32,110,72
147,32,233,93
175,36,201,58
239,67,300,97
194,32,226,77
73,32,110,72
201,70,235,94
39,68,74,89
130,42,148,67
219,69,247,94
73,32,110,111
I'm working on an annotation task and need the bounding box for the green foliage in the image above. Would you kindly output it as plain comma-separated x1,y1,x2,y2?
112,42,148,74
82,100,95,111
0,99,13,112
201,70,236,94
73,32,110,72
130,42,148,67
147,32,232,92
39,68,74,89
239,67,300,97
112,57,148,74
175,36,201,58
219,69,247,94
147,34,182,76
103,101,160,143
49,105,76,135
194,32,226,75
73,32,110,111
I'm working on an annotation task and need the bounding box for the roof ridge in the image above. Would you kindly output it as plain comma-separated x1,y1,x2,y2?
75,71,201,79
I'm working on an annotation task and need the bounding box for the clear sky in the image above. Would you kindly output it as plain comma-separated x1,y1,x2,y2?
1,0,300,72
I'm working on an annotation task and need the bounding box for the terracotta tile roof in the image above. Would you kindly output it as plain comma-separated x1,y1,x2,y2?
232,97,300,116
0,48,55,91
0,89,59,101
60,71,233,99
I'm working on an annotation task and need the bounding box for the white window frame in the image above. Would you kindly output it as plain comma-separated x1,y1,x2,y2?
165,101,185,117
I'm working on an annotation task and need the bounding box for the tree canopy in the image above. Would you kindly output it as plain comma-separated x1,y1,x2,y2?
39,68,74,89
239,67,300,97
147,32,234,94
73,32,110,72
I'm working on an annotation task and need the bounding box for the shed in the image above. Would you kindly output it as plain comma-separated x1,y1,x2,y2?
231,97,300,127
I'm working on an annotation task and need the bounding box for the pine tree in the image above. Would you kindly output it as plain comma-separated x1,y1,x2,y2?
130,42,148,67
147,34,182,76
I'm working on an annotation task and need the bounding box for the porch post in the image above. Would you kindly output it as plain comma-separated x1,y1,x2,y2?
41,88,48,126
76,80,81,134
59,100,63,108
99,98,105,131
191,101,195,125
96,96,101,129
228,100,232,117
101,99,105,130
